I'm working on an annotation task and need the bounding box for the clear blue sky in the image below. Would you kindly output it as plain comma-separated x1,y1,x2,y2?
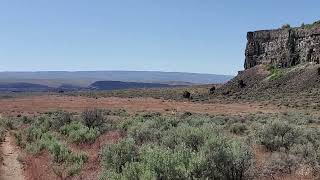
0,0,319,75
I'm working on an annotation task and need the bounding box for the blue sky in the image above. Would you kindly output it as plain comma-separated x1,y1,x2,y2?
0,0,319,75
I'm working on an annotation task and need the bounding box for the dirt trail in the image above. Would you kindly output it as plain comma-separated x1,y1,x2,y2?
0,133,24,180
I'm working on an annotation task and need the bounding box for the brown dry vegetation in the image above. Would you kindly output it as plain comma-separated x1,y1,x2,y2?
0,95,282,117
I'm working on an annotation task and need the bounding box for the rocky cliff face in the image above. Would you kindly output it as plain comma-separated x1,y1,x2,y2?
244,23,320,69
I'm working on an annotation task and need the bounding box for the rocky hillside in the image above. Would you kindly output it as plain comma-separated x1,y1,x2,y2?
215,21,320,109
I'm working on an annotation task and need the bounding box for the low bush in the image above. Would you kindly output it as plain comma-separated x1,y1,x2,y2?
102,136,254,180
209,86,216,94
82,109,106,131
102,138,137,174
50,111,73,129
60,121,100,144
230,123,248,135
101,114,254,180
162,125,209,151
14,132,26,148
0,127,5,142
22,116,33,124
268,68,284,80
182,91,191,99
4,119,14,130
257,120,301,152
194,137,254,180
0,119,6,142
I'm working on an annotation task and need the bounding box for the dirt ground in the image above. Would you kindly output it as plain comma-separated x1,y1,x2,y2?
0,133,24,180
0,95,283,116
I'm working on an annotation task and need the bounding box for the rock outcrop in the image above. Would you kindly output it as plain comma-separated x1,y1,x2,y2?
244,22,320,69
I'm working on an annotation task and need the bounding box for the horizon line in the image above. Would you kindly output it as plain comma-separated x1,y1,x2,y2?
0,70,235,76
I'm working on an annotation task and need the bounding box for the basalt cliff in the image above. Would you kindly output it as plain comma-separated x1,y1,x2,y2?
216,21,320,109
244,22,320,69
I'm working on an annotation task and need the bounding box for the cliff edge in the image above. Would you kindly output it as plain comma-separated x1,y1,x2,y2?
245,22,320,69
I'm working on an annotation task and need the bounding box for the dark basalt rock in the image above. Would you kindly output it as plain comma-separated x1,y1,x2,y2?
183,91,191,99
209,86,216,94
238,80,246,88
245,23,320,69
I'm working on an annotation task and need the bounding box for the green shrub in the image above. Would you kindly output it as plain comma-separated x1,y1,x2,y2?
102,138,137,173
162,125,208,151
60,121,100,144
196,138,254,180
0,126,6,142
34,116,53,132
67,153,88,176
128,124,161,145
50,111,73,129
104,144,194,180
257,120,301,151
82,109,106,131
124,115,175,145
16,113,89,177
137,144,194,180
14,132,26,148
268,68,284,80
26,125,45,143
230,123,248,135
102,136,254,180
4,119,14,130
50,142,71,163
22,116,33,124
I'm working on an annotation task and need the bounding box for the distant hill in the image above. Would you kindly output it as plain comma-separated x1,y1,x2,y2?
90,81,175,90
0,71,233,87
0,82,49,92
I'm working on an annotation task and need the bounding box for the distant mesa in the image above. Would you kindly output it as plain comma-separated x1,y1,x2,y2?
89,81,174,90
0,71,233,92
0,82,49,92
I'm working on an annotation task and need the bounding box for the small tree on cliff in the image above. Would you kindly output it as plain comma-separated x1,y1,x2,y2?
281,24,291,29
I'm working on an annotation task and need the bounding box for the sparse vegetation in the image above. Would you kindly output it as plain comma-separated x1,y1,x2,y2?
99,112,320,179
2,102,320,179
9,111,109,178
22,117,89,177
301,20,320,29
267,65,284,80
101,113,255,180
281,24,291,29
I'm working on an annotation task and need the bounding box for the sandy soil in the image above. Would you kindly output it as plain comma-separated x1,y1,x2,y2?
0,133,24,180
0,95,283,116
23,151,59,180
